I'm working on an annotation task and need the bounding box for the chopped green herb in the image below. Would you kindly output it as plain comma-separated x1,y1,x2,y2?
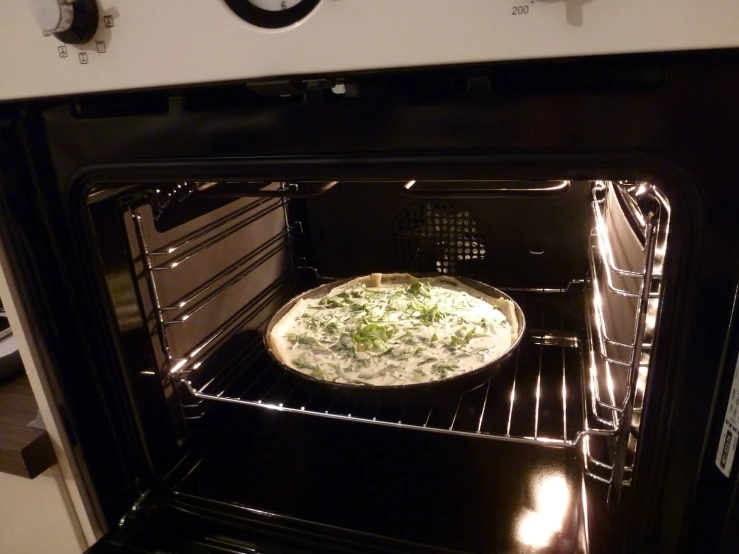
319,296,344,308
276,276,513,386
297,334,319,346
293,357,322,372
409,280,432,298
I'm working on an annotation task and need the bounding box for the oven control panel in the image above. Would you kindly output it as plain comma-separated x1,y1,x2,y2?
2,0,739,101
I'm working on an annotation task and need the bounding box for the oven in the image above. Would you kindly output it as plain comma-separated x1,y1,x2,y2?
1,1,739,553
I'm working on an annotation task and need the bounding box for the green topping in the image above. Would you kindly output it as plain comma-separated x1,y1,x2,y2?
353,323,395,351
319,296,344,308
293,357,322,373
286,332,320,347
280,277,512,386
415,303,445,325
409,280,432,298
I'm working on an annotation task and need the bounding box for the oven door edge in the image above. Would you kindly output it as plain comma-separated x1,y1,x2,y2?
87,486,469,554
0,239,103,546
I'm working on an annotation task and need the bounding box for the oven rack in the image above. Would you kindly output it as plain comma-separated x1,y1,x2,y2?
177,286,622,457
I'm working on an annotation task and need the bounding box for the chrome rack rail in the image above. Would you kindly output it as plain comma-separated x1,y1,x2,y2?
583,182,669,507
176,278,291,419
158,230,289,326
131,193,295,376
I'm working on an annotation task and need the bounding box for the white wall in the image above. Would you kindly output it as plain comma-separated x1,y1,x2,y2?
0,465,86,554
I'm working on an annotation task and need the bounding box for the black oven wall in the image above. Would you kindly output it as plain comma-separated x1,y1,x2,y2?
299,180,592,288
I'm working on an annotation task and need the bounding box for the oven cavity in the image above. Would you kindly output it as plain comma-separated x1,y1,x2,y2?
93,178,669,517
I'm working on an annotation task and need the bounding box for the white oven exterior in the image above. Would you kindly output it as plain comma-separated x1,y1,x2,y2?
1,0,739,101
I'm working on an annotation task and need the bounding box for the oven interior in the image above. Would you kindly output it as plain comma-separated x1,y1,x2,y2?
87,177,670,553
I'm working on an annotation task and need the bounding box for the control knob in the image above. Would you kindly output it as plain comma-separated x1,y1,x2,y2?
30,0,99,44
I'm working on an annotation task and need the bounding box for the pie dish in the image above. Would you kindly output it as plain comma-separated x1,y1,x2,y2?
265,273,525,399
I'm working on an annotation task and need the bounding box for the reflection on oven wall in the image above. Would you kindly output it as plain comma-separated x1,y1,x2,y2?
125,193,290,377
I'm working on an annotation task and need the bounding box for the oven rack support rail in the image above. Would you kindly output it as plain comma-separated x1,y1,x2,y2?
132,192,296,374
585,182,669,509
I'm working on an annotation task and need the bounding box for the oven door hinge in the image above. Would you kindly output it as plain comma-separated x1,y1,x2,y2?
118,487,151,530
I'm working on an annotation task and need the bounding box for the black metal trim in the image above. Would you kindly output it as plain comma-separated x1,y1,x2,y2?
223,0,321,29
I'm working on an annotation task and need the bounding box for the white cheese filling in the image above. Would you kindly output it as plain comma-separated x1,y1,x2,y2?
269,274,517,386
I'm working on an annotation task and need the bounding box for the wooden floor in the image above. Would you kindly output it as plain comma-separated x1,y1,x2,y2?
0,373,55,478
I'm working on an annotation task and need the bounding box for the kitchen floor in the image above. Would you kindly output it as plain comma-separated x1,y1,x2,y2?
0,465,87,554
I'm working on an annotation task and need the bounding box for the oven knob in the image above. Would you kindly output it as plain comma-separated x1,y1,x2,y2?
30,0,99,44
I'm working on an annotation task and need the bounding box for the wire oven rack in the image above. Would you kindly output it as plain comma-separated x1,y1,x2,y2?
179,284,591,442
584,181,668,507
179,283,613,447
128,180,669,505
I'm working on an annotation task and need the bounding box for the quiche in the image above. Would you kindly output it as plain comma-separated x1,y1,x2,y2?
268,273,521,387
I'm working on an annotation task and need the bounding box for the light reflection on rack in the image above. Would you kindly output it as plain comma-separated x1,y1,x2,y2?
162,231,289,325
128,179,668,494
131,197,292,376
591,183,661,299
169,275,291,375
583,182,668,495
148,197,279,257
180,377,615,449
150,201,283,271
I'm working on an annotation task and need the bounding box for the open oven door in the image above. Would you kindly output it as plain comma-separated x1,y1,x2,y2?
85,500,355,554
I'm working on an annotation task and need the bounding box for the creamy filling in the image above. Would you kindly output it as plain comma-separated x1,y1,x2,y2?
273,277,514,386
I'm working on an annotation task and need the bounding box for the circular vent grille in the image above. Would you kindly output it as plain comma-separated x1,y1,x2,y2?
393,202,487,275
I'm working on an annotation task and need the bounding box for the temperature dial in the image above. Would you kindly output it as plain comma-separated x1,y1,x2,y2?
30,0,99,44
